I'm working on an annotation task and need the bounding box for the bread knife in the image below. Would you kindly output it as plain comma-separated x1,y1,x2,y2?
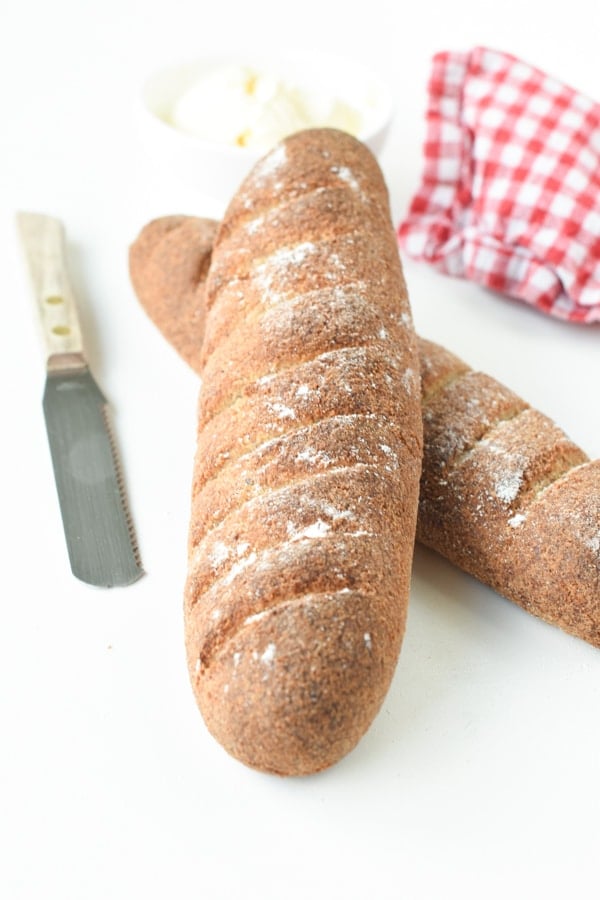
17,211,144,588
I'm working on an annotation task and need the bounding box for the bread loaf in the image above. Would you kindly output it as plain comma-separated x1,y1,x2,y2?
129,214,218,370
133,129,423,775
418,338,599,647
130,211,600,651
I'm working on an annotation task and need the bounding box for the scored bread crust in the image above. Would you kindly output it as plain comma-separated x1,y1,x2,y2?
418,338,599,646
129,209,600,653
139,129,423,775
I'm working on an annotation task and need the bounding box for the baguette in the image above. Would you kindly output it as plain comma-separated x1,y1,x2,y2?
133,129,423,775
418,338,599,646
130,212,600,651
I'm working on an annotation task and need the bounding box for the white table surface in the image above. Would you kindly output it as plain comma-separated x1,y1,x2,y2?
2,2,599,898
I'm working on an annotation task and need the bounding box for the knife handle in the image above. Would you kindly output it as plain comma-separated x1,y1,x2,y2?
17,212,85,365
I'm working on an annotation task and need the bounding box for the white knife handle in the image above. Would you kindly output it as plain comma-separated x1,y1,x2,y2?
17,212,85,365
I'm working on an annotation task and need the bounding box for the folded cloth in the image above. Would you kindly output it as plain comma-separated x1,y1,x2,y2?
398,47,600,324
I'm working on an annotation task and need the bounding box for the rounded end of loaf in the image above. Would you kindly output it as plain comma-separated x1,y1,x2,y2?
506,458,600,647
187,591,404,776
216,127,391,241
129,215,219,373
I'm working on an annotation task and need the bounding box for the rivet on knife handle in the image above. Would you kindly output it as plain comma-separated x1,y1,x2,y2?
17,211,144,588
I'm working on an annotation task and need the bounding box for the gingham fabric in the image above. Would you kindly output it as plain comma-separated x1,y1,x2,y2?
398,47,600,324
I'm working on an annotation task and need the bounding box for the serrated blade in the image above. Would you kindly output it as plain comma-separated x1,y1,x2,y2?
18,211,144,588
43,366,143,586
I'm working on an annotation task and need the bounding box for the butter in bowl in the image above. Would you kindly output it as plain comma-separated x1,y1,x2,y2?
137,51,394,205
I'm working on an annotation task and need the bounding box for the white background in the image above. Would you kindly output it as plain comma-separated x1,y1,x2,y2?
2,1,599,898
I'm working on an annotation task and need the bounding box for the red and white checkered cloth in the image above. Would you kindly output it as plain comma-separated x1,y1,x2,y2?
398,47,600,324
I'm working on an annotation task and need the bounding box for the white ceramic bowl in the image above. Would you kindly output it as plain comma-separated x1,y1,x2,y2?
137,51,394,206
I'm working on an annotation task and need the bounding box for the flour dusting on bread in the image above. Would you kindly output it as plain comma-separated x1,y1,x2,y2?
183,129,423,775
